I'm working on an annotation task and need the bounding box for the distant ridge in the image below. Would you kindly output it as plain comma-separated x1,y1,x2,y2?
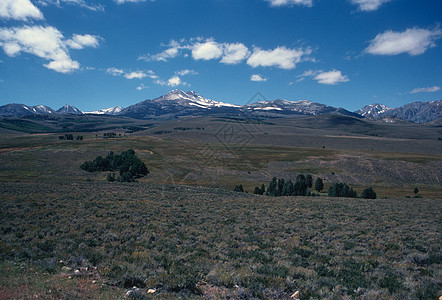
356,100,441,123
118,90,358,120
0,90,440,123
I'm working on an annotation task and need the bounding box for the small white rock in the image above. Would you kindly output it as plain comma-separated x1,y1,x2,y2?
147,288,156,294
74,269,81,275
61,266,72,272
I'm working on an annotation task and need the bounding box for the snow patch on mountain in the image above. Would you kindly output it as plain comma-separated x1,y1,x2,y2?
154,89,240,108
355,103,391,118
85,106,123,115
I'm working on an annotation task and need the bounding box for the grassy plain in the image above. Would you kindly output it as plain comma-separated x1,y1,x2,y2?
0,114,441,298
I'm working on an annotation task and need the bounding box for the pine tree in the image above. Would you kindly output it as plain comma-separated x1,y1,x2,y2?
314,177,324,192
306,175,313,188
361,187,377,199
234,184,244,192
267,177,277,196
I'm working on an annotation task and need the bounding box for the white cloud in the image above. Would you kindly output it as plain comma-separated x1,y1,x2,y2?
366,27,442,56
154,76,187,87
0,25,83,73
167,76,182,87
350,0,390,12
115,0,147,3
220,43,250,64
299,69,319,77
175,69,198,76
66,34,100,49
314,70,349,85
295,69,320,82
106,67,124,76
0,0,44,21
247,46,309,70
124,71,147,80
410,86,440,94
142,38,312,70
106,68,157,80
45,59,80,73
136,83,148,90
266,0,313,7
192,40,223,60
250,74,267,82
38,0,104,11
139,40,182,62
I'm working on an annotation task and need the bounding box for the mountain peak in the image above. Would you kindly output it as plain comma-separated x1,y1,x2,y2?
57,105,83,114
355,103,391,118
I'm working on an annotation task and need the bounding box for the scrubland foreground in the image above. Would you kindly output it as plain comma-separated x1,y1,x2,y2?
1,181,441,299
0,132,441,299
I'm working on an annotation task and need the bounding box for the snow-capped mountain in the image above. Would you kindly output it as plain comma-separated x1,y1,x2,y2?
381,100,441,123
1,91,440,123
119,89,360,119
153,90,239,109
33,105,57,114
84,106,123,115
0,104,57,117
356,100,441,123
56,105,83,114
244,99,353,116
355,104,391,118
119,90,240,119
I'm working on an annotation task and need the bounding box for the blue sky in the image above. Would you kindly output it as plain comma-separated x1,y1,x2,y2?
0,0,441,111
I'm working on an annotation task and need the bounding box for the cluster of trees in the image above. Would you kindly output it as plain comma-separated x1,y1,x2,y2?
327,182,357,198
59,134,83,140
248,175,325,197
103,132,119,138
237,175,377,199
327,183,377,199
80,149,149,182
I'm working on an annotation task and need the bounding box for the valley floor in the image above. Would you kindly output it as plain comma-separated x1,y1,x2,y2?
0,122,441,298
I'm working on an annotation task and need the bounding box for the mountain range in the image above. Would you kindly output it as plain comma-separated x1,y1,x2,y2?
1,90,440,123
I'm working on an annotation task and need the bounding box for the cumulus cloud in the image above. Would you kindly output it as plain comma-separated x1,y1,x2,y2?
366,27,442,56
192,40,223,60
0,25,87,73
350,0,390,12
167,76,182,87
142,38,311,69
250,74,267,82
266,0,313,7
220,43,250,64
247,46,309,70
0,0,44,21
314,70,349,85
124,71,148,80
410,86,440,94
66,34,100,49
